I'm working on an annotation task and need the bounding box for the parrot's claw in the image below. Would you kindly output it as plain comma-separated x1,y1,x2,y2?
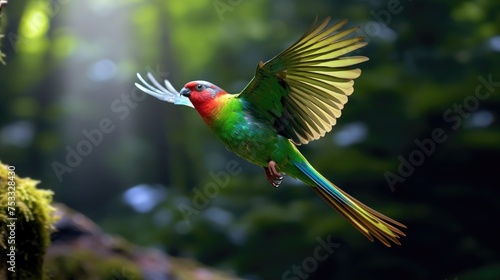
265,161,283,188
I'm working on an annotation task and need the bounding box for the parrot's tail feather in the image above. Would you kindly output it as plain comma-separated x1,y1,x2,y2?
294,161,406,247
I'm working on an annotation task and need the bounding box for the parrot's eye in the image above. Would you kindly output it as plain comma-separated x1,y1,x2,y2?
195,84,204,91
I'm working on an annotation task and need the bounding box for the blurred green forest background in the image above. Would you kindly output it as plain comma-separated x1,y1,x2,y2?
1,0,500,279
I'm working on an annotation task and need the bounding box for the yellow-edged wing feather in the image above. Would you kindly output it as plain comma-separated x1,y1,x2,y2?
238,17,368,144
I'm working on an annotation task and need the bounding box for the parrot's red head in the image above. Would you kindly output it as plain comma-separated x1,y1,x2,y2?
180,81,227,122
180,81,226,103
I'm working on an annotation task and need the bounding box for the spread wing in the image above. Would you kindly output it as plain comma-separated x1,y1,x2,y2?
237,17,368,145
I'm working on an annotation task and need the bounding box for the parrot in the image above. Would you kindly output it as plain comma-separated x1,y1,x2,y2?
135,17,406,246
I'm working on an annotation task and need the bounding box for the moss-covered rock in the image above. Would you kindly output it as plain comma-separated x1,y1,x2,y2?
0,160,240,279
45,249,142,280
45,203,241,280
0,161,56,279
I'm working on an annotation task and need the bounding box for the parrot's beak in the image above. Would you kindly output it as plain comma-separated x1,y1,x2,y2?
180,87,191,97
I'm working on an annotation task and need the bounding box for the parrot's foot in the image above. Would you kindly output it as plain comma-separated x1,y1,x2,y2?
264,161,283,188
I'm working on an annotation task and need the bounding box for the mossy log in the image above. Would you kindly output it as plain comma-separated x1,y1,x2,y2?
0,161,56,280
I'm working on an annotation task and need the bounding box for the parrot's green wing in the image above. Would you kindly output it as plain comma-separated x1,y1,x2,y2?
238,17,368,145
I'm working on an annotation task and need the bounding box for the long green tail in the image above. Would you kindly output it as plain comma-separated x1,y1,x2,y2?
294,160,406,246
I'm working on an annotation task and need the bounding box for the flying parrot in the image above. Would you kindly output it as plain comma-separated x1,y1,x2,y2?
135,17,406,246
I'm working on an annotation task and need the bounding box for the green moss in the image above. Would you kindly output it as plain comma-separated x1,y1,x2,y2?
45,250,142,280
0,161,56,280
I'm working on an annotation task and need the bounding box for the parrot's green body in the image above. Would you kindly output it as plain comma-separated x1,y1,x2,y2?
205,94,301,171
200,91,320,189
203,93,323,193
136,17,406,246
